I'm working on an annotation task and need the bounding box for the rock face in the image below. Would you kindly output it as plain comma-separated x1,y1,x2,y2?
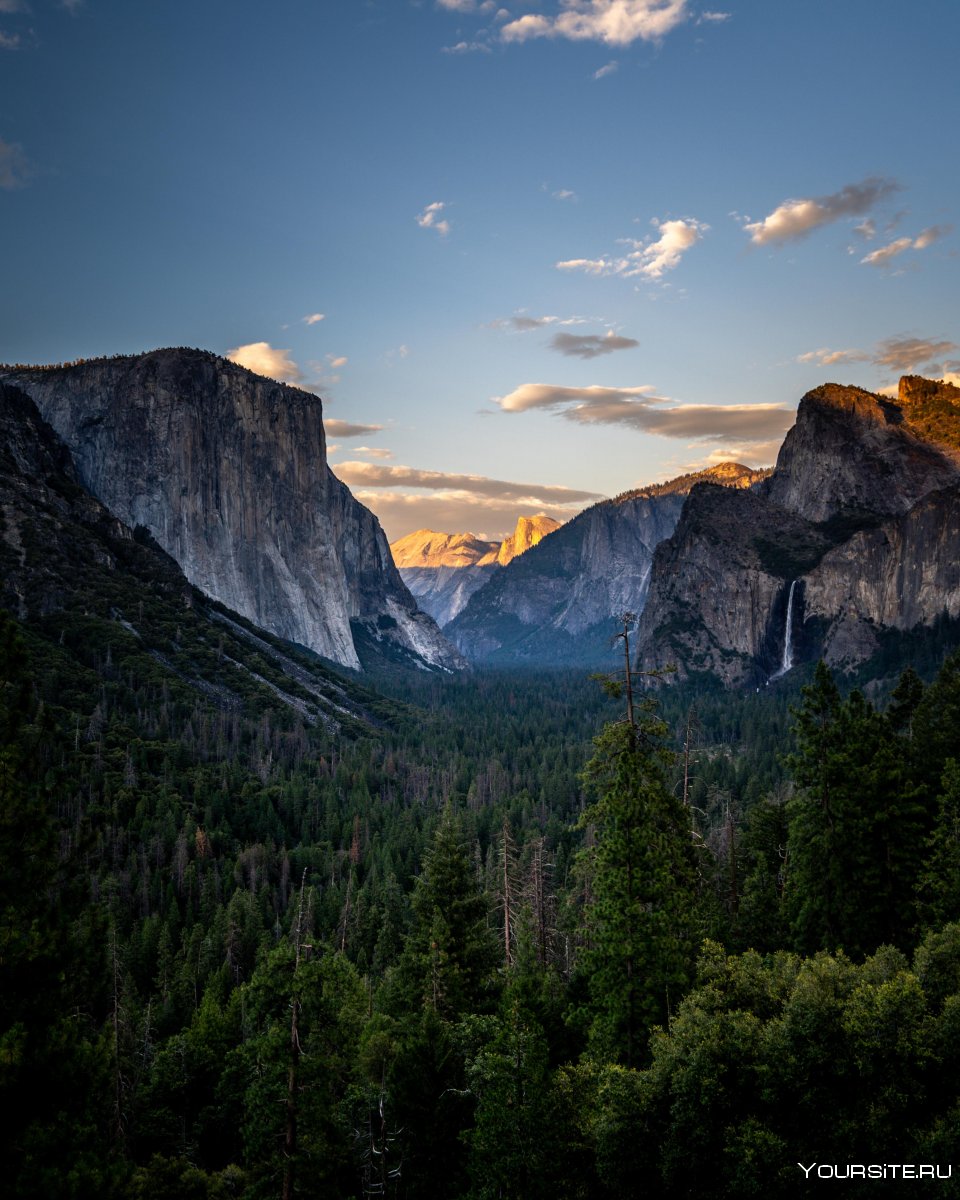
391,516,562,628
390,528,500,626
2,350,463,672
497,514,560,565
445,464,768,665
637,378,960,684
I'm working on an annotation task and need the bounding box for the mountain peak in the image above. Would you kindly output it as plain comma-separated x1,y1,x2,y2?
497,514,561,566
390,529,499,569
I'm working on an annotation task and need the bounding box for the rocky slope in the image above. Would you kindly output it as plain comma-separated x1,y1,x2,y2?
636,377,960,685
0,382,398,731
2,349,463,673
390,516,559,627
445,463,768,665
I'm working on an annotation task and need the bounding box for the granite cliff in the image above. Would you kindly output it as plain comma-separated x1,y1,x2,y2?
445,463,768,665
636,377,960,685
390,515,559,627
2,349,463,673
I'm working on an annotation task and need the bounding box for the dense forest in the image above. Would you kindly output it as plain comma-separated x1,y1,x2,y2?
3,603,960,1198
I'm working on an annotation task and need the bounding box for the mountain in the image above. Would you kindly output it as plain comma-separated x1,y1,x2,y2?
390,515,559,627
0,382,401,732
444,463,769,665
1,349,463,673
636,377,960,685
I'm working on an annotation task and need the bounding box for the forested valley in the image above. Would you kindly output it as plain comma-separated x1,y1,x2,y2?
4,604,960,1199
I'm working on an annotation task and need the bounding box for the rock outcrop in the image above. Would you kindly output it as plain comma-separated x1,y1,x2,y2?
637,378,960,684
446,463,768,665
496,515,560,565
2,349,463,672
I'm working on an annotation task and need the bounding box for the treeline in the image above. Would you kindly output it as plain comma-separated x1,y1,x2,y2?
3,608,960,1197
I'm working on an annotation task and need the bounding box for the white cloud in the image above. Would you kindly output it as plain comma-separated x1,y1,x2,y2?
226,342,302,383
549,330,639,358
0,30,22,48
854,218,876,240
557,216,706,280
442,40,492,53
324,419,385,438
743,177,899,245
796,348,867,367
496,382,794,443
860,237,914,267
553,187,578,200
489,312,590,331
327,355,348,368
438,0,497,10
697,10,730,21
302,312,325,325
593,60,618,78
416,200,451,236
352,446,394,459
0,138,31,189
913,224,951,250
501,0,690,47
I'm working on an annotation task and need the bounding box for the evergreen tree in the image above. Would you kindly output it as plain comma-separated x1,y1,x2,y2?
577,702,698,1066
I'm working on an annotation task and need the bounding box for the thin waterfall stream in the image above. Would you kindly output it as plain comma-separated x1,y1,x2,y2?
770,579,797,680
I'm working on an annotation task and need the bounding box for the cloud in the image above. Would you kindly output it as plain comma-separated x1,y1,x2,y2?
501,0,690,47
496,382,794,443
743,177,899,245
438,0,497,10
324,419,385,438
226,342,301,383
61,0,83,10
489,312,590,331
873,336,958,373
442,40,492,53
553,187,578,200
697,9,730,20
417,201,451,236
549,330,639,358
593,60,618,78
860,237,914,267
854,218,876,240
328,355,348,368
797,348,867,367
0,2,27,12
333,461,601,504
557,216,706,280
0,138,32,189
352,446,394,459
913,224,951,249
302,312,325,325
0,30,21,48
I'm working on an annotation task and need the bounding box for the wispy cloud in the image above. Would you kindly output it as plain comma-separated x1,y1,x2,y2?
0,2,28,12
873,335,958,373
226,342,301,383
697,10,730,21
442,40,492,53
860,225,951,267
496,382,794,443
0,30,22,48
333,461,601,505
796,348,867,367
557,216,707,280
553,187,578,200
60,0,83,11
549,331,639,358
352,446,394,459
437,0,498,11
743,177,899,245
489,312,590,331
416,200,451,236
302,312,325,325
324,419,385,438
0,138,32,189
354,491,580,542
501,0,690,47
593,60,618,78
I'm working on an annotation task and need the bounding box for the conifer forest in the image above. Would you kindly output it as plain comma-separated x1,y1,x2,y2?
4,595,960,1198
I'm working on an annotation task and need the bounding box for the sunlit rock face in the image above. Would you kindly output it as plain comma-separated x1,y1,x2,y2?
391,529,500,627
496,515,560,565
3,349,464,672
636,379,960,684
445,464,768,666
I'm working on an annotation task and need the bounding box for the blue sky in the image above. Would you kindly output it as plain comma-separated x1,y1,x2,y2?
2,0,958,539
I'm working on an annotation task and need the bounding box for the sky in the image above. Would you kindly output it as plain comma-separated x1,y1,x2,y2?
1,0,958,541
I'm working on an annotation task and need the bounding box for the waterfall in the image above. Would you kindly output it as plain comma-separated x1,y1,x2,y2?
771,580,797,680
